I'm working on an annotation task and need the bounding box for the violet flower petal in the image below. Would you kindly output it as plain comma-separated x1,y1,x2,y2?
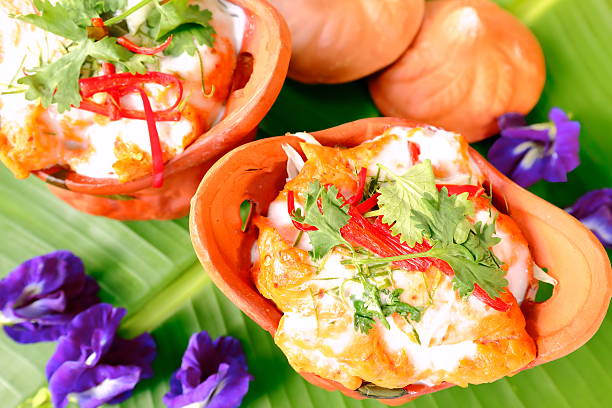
0,251,99,343
163,332,253,408
488,108,581,188
567,188,612,248
47,304,156,408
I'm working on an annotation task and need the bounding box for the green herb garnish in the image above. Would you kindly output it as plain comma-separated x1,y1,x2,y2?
372,161,438,246
13,0,215,113
291,181,351,261
146,0,215,56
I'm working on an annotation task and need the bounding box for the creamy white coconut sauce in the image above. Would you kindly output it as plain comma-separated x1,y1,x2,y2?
0,0,247,180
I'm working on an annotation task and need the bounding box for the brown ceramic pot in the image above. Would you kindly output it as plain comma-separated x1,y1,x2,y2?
189,118,612,404
37,0,291,221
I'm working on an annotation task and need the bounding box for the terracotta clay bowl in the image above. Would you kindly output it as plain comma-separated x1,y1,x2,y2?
189,117,612,405
37,0,291,221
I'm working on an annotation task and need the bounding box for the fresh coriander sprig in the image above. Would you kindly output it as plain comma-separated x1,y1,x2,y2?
372,160,438,246
290,181,351,261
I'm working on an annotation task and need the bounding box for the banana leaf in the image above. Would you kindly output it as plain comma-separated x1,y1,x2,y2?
1,0,610,407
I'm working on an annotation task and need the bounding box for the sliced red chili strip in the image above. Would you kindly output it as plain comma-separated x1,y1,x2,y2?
436,184,485,198
287,191,318,232
102,63,116,75
79,72,181,100
408,141,421,164
135,87,164,188
78,72,183,122
355,193,380,214
472,284,511,312
91,17,105,27
346,167,368,206
117,35,173,55
340,207,439,273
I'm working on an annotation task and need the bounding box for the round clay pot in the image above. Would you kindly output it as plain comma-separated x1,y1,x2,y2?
189,118,611,404
269,0,425,84
36,0,291,221
369,0,546,143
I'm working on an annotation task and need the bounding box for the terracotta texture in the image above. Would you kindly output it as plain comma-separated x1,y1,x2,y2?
36,0,291,220
189,118,611,404
369,0,546,143
270,0,425,84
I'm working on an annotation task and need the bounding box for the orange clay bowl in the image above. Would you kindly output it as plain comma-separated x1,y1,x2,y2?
37,0,291,221
189,117,612,405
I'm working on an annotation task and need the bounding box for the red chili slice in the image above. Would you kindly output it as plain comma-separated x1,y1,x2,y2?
135,87,164,188
340,207,440,273
346,167,368,206
355,192,380,214
287,191,318,231
78,72,183,122
472,284,512,312
117,35,174,55
408,141,421,164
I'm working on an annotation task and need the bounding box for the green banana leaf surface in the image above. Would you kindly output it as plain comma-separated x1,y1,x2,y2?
1,0,611,407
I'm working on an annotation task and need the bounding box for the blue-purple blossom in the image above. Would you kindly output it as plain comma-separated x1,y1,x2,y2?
46,304,156,408
566,188,612,248
488,107,580,188
163,331,253,408
0,251,99,343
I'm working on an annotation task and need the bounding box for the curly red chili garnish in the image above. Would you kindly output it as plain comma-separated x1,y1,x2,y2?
117,35,174,55
287,191,318,232
78,72,183,121
135,87,164,188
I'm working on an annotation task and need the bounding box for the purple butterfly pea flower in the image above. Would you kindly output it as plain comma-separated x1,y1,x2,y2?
0,251,99,343
46,304,156,408
488,107,580,188
566,188,612,248
163,331,253,408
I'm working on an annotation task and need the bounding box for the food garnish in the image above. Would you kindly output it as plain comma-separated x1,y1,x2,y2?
286,159,509,315
488,107,581,188
11,0,216,187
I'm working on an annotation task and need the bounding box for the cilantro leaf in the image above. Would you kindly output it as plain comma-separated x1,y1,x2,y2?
463,219,502,267
428,244,508,299
18,42,90,112
146,0,215,56
411,188,474,246
18,0,127,41
163,24,216,57
352,300,377,334
18,0,87,41
351,278,421,335
18,38,152,112
380,289,422,322
375,160,438,246
294,181,350,261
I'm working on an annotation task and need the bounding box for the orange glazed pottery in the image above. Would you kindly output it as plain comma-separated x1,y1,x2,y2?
269,0,425,84
189,118,611,405
369,0,546,143
37,0,290,221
